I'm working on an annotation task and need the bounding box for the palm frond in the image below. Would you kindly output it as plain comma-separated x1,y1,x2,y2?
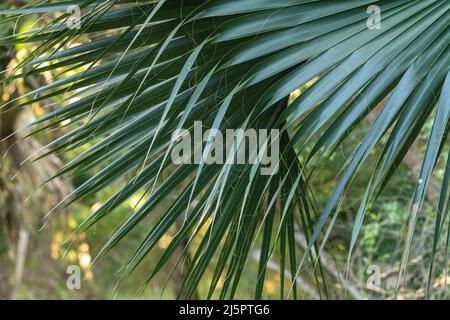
1,0,450,299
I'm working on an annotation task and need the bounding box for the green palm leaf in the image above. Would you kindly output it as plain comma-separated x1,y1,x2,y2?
1,0,450,299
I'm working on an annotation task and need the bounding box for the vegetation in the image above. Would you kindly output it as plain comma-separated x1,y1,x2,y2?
0,0,449,299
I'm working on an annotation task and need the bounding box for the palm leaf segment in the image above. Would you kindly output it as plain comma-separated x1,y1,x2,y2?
1,0,450,298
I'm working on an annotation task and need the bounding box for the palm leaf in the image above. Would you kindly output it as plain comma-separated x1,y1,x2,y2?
2,0,450,299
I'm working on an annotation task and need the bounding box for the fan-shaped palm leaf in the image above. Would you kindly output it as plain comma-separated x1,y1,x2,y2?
1,0,450,299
